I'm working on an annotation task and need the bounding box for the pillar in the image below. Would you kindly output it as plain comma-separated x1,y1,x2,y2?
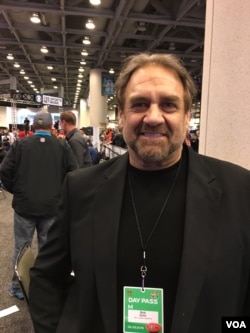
200,0,250,169
89,69,108,146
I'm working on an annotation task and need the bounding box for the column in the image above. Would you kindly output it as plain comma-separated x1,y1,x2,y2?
200,0,250,169
89,68,108,146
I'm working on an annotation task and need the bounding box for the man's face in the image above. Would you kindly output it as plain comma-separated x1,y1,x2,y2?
119,64,190,170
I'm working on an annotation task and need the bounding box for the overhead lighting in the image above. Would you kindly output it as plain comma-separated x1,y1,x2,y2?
28,81,33,84
89,0,101,5
85,18,95,30
169,42,176,51
51,77,56,81
47,65,53,70
78,67,85,72
40,45,48,53
20,69,25,75
13,62,20,68
137,22,146,32
80,60,86,65
82,36,91,45
78,74,84,78
30,13,41,24
24,76,29,80
81,49,88,56
6,53,14,60
109,68,115,74
53,86,58,89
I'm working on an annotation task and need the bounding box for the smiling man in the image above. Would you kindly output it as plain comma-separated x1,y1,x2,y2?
29,54,250,333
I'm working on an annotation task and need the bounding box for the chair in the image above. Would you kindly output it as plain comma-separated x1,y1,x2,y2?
15,244,35,303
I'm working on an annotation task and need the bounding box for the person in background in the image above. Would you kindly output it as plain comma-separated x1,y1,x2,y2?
79,127,88,140
0,141,6,164
0,110,78,300
112,127,127,148
86,139,100,165
29,53,250,333
60,111,92,168
23,117,30,135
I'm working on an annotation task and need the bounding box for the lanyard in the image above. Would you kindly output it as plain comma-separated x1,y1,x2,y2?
128,158,182,290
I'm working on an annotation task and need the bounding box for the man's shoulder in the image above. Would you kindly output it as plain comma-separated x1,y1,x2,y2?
194,151,250,180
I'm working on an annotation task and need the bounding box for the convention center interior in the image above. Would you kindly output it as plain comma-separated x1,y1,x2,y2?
0,0,250,332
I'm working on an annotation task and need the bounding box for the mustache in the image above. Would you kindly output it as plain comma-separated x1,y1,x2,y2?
136,126,171,137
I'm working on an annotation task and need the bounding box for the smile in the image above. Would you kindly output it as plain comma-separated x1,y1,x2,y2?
142,132,164,138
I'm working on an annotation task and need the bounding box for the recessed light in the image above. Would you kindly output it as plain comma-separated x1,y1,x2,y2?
81,49,88,56
30,13,41,24
85,18,95,30
82,36,91,45
40,46,48,53
89,0,101,5
7,53,14,60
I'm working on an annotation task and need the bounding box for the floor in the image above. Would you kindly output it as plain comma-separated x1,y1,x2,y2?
0,189,35,333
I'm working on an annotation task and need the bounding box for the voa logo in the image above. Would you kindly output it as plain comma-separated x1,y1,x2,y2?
226,321,246,328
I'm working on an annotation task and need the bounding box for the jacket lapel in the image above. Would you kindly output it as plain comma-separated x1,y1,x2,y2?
171,150,223,333
93,154,129,333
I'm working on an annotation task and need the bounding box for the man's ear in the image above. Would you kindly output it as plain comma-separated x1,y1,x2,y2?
118,108,124,131
185,111,191,130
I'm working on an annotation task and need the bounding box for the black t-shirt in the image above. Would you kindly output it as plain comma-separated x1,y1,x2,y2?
117,148,188,332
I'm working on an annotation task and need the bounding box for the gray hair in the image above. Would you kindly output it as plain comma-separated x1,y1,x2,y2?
115,53,197,112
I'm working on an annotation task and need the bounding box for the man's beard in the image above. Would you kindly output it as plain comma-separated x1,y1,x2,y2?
129,136,181,163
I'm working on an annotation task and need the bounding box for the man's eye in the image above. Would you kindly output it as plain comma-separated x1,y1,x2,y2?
131,103,149,112
161,102,177,110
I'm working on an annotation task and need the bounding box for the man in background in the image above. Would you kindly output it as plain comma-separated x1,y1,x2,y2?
60,111,91,168
0,110,78,299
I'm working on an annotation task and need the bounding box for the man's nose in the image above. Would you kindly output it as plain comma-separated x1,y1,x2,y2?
143,104,164,126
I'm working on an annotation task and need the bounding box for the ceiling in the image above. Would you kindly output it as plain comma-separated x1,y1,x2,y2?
0,0,206,108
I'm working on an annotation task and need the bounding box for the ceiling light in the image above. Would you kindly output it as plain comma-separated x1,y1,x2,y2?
30,13,41,24
51,77,56,81
81,49,88,56
28,81,33,84
78,67,85,72
89,0,101,5
40,45,48,53
20,69,25,75
82,36,91,45
109,68,115,74
13,62,20,68
78,74,84,78
80,60,86,65
169,43,176,51
137,22,147,32
85,18,95,30
6,53,14,60
24,76,29,80
47,65,53,70
53,86,58,89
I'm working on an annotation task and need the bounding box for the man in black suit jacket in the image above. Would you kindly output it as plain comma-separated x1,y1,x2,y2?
29,53,250,333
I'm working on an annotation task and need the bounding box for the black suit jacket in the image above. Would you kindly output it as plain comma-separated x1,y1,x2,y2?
29,148,250,333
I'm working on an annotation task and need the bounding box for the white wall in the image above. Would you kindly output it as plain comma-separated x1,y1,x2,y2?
200,0,250,169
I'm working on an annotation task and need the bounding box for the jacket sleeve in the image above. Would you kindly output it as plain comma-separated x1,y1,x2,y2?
63,140,79,171
0,142,17,193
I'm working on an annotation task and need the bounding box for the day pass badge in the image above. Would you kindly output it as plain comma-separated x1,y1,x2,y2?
123,286,164,333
